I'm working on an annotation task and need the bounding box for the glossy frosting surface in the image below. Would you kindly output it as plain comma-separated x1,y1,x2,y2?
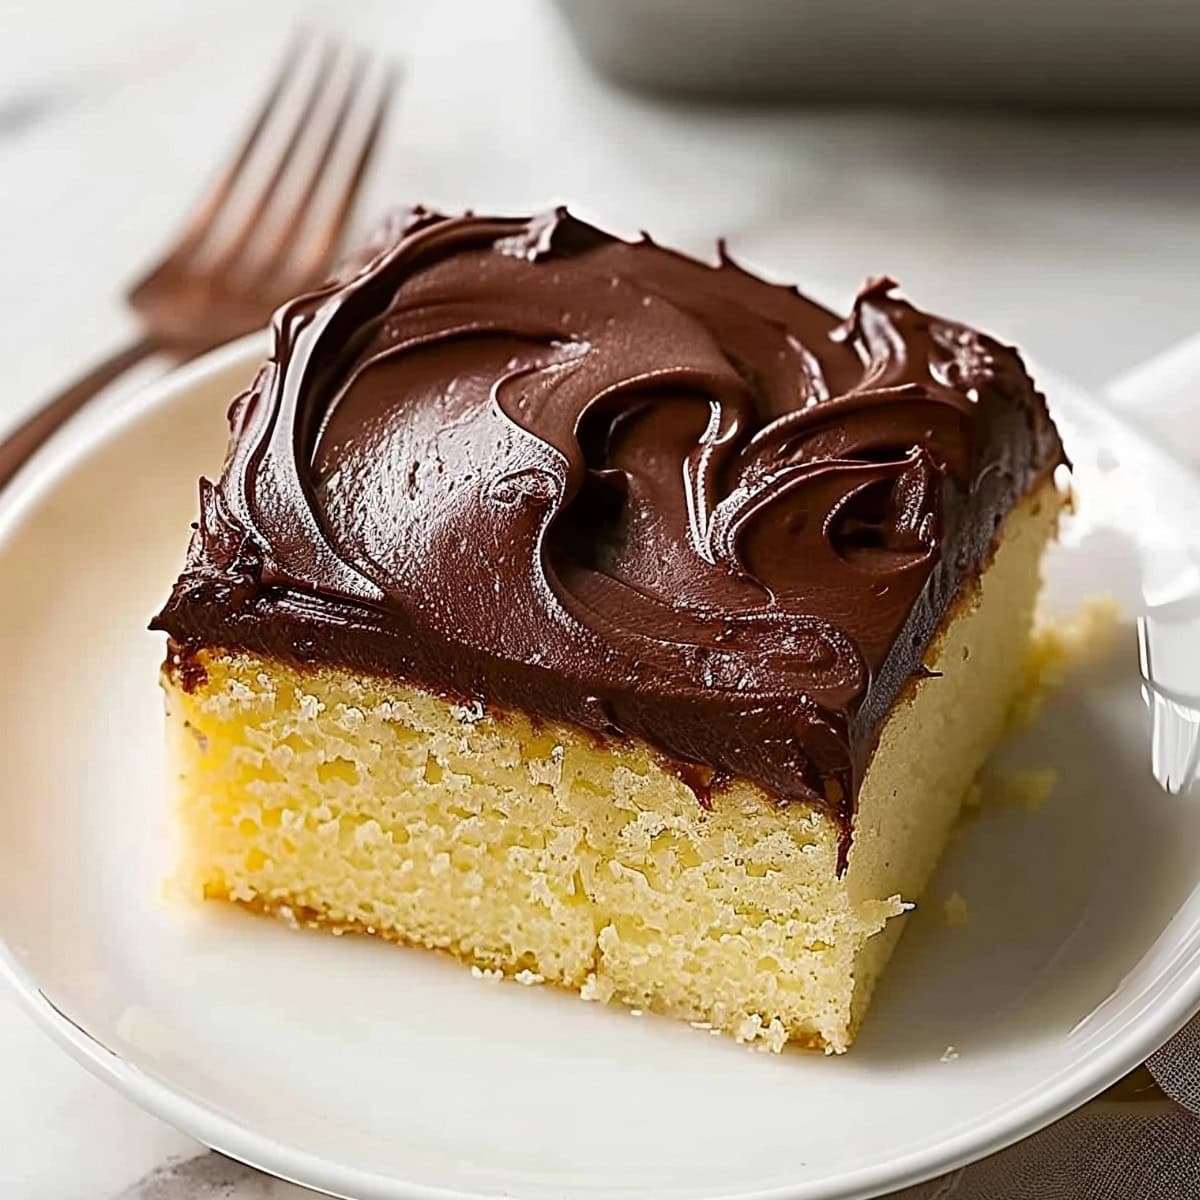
154,207,1063,836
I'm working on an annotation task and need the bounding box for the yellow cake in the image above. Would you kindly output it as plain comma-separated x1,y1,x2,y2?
153,207,1066,1052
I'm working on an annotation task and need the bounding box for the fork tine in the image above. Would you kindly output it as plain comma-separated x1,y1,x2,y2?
287,63,398,287
249,48,367,284
122,31,395,355
169,29,310,262
205,35,340,276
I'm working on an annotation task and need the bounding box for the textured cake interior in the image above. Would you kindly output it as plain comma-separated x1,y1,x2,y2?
163,482,1061,1053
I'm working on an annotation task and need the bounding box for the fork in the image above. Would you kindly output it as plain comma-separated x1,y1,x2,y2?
0,31,395,491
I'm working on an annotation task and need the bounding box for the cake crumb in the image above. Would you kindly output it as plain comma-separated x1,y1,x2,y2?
733,1013,787,1053
758,1017,788,1054
734,1013,762,1043
943,892,970,927
982,766,1057,812
471,965,504,982
953,766,1057,843
941,1045,960,1062
1010,596,1121,729
580,972,614,1003
514,969,545,986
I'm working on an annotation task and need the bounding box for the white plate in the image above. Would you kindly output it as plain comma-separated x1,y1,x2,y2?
2,336,1199,1200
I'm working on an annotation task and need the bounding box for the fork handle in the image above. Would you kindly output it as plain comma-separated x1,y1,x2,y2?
0,335,161,492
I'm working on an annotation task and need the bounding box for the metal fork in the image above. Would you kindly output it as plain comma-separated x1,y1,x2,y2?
0,32,395,491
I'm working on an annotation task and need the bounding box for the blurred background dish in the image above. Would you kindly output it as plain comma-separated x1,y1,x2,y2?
5,0,1200,426
555,0,1200,109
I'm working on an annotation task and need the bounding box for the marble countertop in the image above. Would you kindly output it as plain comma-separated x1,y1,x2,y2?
3,0,1199,1194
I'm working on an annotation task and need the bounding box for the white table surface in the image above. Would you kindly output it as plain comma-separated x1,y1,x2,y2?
2,0,1199,1194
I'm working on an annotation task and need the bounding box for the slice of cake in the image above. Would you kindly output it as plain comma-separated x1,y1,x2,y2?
151,206,1066,1053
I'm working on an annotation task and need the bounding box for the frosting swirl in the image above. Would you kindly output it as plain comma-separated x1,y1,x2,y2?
154,207,1064,849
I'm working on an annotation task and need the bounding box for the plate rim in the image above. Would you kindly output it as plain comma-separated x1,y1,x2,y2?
2,334,1199,1200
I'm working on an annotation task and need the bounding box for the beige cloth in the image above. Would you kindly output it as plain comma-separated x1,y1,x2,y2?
891,1013,1200,1199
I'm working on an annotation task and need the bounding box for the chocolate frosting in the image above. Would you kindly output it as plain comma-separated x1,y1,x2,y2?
153,207,1064,850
